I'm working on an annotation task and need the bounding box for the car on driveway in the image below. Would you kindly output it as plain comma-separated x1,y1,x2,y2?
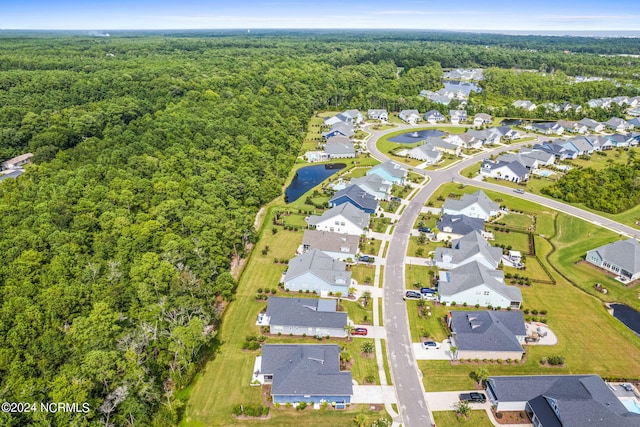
352,327,368,336
422,340,440,349
459,392,487,403
418,227,431,233
404,291,422,300
358,255,375,263
390,196,402,202
621,383,634,392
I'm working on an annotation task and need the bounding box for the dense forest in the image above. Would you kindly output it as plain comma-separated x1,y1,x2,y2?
0,31,639,426
542,155,640,214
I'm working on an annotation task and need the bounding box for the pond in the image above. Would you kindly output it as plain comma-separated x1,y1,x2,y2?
389,129,446,144
443,80,483,95
610,303,640,337
285,163,345,203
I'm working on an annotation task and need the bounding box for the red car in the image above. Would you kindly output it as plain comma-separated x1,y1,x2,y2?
352,327,368,336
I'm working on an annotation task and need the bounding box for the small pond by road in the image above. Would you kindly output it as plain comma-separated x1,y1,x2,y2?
389,129,446,143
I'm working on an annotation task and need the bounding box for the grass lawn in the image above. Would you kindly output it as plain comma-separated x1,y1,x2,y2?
491,229,530,252
371,217,392,233
361,238,382,256
460,163,481,178
406,264,436,289
433,410,495,427
498,212,534,230
407,236,438,258
347,338,380,385
406,301,450,342
340,166,371,179
381,339,392,385
427,156,461,170
350,264,376,285
408,171,426,183
342,298,374,325
503,256,554,284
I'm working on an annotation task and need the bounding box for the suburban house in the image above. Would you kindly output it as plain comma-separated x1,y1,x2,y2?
479,159,529,183
467,129,502,145
492,126,521,140
424,109,446,124
329,185,379,214
496,152,539,169
486,375,640,426
629,118,640,127
366,160,407,185
447,310,526,360
435,230,503,270
588,135,613,151
324,136,356,159
300,230,359,261
367,109,389,121
438,261,523,309
565,137,595,155
577,118,605,133
324,115,344,126
420,90,453,105
605,118,632,133
283,249,352,294
557,120,578,133
445,133,482,149
473,113,492,127
407,143,443,164
607,133,632,148
585,238,640,281
349,174,391,200
533,142,571,160
436,214,485,240
322,122,355,139
424,137,461,156
259,344,353,405
258,297,348,337
399,109,421,124
1,153,33,170
444,68,484,80
531,122,564,135
449,110,467,124
442,191,500,221
344,109,364,125
513,100,537,111
519,149,556,167
306,203,370,236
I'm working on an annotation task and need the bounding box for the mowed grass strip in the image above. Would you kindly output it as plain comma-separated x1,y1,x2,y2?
433,410,495,427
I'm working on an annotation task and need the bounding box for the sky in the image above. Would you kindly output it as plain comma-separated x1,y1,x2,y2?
1,0,640,32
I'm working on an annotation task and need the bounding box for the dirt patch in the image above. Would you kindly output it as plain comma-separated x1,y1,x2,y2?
493,409,531,424
230,243,253,280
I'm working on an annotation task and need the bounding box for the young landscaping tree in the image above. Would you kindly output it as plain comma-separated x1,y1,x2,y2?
362,290,372,307
454,400,471,420
473,367,490,386
348,286,356,297
361,341,374,355
450,345,458,360
344,324,354,340
353,413,368,427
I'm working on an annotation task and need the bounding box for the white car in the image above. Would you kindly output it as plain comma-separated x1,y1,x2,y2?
422,341,440,350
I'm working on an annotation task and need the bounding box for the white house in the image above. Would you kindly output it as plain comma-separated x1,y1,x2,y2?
473,113,492,127
434,231,503,270
283,249,352,295
259,297,348,337
407,143,443,164
423,109,446,124
442,190,500,221
585,238,640,281
367,109,388,121
306,203,370,236
299,230,359,261
438,261,523,309
449,110,467,125
480,160,529,183
399,110,421,124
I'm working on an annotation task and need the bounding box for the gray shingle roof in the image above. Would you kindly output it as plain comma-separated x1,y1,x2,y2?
350,174,391,197
302,230,359,255
330,185,379,212
437,214,485,235
370,160,407,179
306,203,370,229
487,375,640,427
439,261,522,302
261,344,353,397
266,297,347,329
442,191,500,216
284,249,351,286
325,140,355,156
450,310,525,352
588,238,640,275
435,230,503,268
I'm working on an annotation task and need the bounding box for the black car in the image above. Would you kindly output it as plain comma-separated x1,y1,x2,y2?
390,196,402,202
404,291,422,300
459,392,487,403
418,227,431,233
358,255,375,263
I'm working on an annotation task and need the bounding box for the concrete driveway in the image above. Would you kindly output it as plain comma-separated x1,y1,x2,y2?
352,325,385,339
425,391,491,411
351,385,397,404
413,341,453,360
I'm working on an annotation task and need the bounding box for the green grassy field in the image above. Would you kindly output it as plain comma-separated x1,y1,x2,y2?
433,410,495,427
342,298,374,325
361,238,382,256
407,236,438,258
499,212,534,230
406,264,436,289
491,229,530,252
350,264,376,285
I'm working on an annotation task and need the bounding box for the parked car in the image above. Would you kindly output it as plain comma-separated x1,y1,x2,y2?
621,383,634,392
352,327,368,336
404,291,422,300
422,341,440,350
390,196,402,202
459,392,487,403
418,227,431,233
513,188,525,194
358,255,375,263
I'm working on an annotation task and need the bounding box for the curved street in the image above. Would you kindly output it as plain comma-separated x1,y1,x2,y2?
364,123,640,426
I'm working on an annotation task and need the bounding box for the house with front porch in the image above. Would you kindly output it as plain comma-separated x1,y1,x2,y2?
259,297,348,337
407,143,443,164
480,160,529,183
283,249,352,294
259,344,353,405
367,109,388,121
300,230,359,261
424,109,446,124
473,113,492,127
442,190,500,221
306,203,370,236
577,118,605,133
349,174,391,200
448,310,526,361
449,109,467,125
399,109,421,124
434,230,503,270
438,261,523,308
586,238,640,281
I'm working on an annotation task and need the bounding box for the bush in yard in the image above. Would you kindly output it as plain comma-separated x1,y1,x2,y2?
540,356,548,365
232,405,243,416
296,402,307,411
547,355,565,365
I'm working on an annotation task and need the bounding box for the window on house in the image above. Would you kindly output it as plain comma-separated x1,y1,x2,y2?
483,291,490,296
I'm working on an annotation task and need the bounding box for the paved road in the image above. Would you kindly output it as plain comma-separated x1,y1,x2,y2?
366,123,640,426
